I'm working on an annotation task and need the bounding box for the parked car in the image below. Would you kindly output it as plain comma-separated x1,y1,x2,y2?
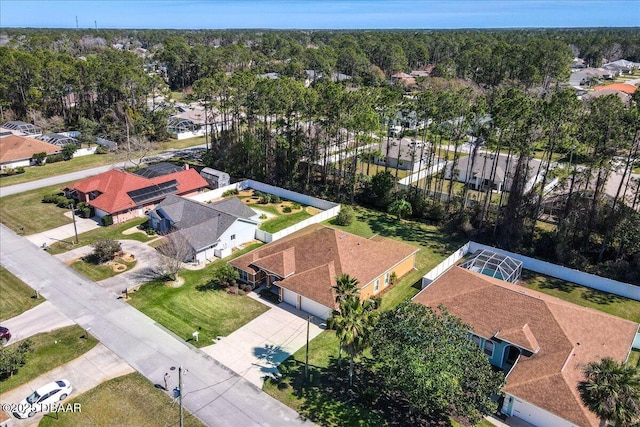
12,380,72,419
0,326,10,345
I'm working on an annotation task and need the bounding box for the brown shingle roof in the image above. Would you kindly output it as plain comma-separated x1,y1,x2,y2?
413,266,638,427
0,135,60,164
230,226,418,307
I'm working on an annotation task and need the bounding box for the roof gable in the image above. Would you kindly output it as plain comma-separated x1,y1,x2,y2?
0,135,61,163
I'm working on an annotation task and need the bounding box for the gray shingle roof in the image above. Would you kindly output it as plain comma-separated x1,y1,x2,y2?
152,195,257,251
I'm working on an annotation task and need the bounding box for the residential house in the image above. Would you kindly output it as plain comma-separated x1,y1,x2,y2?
64,167,208,223
148,195,259,262
445,153,543,193
0,134,61,171
229,226,418,319
592,82,637,95
413,266,638,427
374,139,430,172
390,72,415,85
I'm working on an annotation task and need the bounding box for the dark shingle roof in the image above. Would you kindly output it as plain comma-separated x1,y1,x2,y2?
152,195,257,251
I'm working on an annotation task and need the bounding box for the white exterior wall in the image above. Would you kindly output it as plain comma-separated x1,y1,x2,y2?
73,147,97,157
282,288,297,307
421,242,470,287
173,128,206,140
505,395,580,427
0,158,31,170
194,219,257,262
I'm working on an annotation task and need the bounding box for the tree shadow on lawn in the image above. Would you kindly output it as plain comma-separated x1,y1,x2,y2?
530,274,626,306
581,288,626,305
273,357,449,427
356,209,463,251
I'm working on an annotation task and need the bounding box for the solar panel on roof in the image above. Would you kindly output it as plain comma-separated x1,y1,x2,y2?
127,180,179,205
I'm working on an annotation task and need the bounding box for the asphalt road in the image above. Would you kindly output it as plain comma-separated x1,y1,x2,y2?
0,224,314,427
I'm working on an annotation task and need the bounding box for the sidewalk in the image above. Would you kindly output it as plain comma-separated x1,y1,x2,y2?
25,213,101,248
0,344,134,427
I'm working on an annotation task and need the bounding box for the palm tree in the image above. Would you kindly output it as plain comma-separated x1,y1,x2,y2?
332,273,359,304
578,357,640,427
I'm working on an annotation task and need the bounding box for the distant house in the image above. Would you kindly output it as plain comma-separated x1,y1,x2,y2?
148,195,259,262
390,72,415,85
64,167,208,223
200,167,230,189
374,139,429,172
413,266,638,427
444,153,543,193
592,82,637,95
0,134,61,170
230,226,418,319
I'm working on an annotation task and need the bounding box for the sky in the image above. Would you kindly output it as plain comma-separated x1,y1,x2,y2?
1,0,639,30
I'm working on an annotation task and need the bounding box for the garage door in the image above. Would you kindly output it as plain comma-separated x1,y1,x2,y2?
282,289,298,308
511,398,575,427
300,296,331,320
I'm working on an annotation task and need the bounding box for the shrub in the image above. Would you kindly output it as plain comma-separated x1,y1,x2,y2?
335,205,355,226
15,166,25,174
32,152,47,166
56,196,74,208
90,238,121,263
101,215,113,226
259,214,267,220
46,153,65,163
282,206,292,213
254,190,264,198
259,194,272,204
271,195,281,203
95,145,109,154
222,189,239,197
76,202,91,218
62,144,77,160
42,192,64,203
291,203,301,210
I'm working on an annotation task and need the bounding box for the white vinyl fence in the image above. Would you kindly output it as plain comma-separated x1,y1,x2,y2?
422,241,640,301
187,179,341,244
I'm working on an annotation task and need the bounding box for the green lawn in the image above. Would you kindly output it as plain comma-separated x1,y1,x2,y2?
0,183,75,234
0,153,118,188
70,258,137,282
325,205,465,308
0,266,44,321
47,217,152,255
519,270,640,323
127,243,269,348
39,372,204,427
627,350,640,368
0,325,98,394
259,209,313,233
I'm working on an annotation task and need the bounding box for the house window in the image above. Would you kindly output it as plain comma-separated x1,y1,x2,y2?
238,269,248,283
484,340,495,357
471,334,482,347
374,279,380,292
230,234,236,240
384,272,390,286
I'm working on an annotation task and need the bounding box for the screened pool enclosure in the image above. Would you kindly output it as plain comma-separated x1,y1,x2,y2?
460,249,523,283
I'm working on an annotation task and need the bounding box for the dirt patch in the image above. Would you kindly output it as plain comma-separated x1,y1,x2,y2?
165,276,186,288
106,261,127,272
122,226,149,236
120,252,136,263
306,207,322,215
275,201,304,214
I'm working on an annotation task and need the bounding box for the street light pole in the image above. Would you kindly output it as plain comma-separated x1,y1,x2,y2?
69,204,78,244
179,366,183,427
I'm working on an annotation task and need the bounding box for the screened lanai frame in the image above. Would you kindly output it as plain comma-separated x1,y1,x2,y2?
459,249,523,283
168,117,200,133
2,121,40,135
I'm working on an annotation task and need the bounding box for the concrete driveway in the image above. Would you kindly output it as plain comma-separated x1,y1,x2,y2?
54,240,163,296
2,302,75,346
0,344,134,427
202,293,325,387
25,213,101,248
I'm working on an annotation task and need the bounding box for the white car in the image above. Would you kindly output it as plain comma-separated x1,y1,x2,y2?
12,379,73,419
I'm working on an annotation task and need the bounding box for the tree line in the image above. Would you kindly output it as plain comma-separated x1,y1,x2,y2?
0,29,638,283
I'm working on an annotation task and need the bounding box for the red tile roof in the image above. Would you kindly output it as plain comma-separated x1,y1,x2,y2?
66,168,208,214
0,135,61,164
230,226,418,308
413,267,638,427
593,83,637,94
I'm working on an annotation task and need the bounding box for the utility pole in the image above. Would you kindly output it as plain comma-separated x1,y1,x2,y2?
305,315,312,381
179,366,183,427
69,204,78,244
